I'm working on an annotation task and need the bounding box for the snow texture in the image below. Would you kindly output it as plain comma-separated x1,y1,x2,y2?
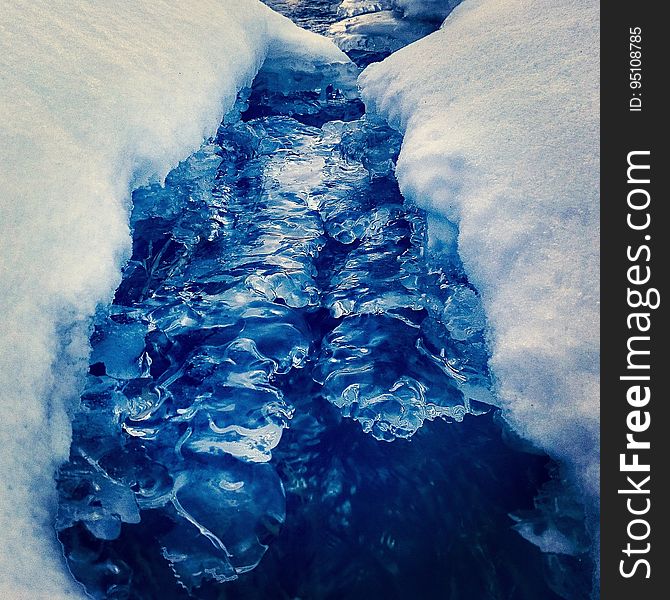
360,0,599,515
0,2,347,597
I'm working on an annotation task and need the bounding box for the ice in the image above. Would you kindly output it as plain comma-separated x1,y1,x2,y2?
57,125,326,593
2,0,598,595
337,0,460,21
0,1,347,597
359,0,599,543
56,33,498,593
338,0,395,18
393,0,462,22
329,11,435,58
327,0,461,66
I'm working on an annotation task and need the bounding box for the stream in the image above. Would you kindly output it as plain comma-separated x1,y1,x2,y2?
56,2,592,598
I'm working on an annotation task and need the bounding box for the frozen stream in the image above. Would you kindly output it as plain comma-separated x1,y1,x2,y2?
56,2,593,598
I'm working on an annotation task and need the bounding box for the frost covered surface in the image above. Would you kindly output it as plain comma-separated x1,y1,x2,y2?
360,0,599,511
0,1,347,597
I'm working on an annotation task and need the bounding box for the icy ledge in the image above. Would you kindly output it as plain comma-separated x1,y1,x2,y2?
0,2,347,597
360,0,599,550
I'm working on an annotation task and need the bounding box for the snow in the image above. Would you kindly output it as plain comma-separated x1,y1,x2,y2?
0,1,347,597
360,0,599,522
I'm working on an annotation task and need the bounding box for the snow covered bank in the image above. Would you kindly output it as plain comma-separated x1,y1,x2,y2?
360,0,599,518
0,2,347,597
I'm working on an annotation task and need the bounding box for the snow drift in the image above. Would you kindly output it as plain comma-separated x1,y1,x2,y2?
0,1,347,597
360,0,599,519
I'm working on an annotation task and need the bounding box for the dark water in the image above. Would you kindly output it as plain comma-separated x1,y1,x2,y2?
56,2,593,598
265,0,341,34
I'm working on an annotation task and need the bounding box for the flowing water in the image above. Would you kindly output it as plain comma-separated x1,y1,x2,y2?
56,2,592,598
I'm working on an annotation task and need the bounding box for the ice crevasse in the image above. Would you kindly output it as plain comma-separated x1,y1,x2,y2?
360,0,600,533
0,1,347,597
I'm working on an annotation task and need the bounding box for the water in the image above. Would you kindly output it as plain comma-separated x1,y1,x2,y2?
57,2,593,598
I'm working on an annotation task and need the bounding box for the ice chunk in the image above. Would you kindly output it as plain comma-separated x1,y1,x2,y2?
336,0,460,22
337,0,395,18
301,117,492,439
329,11,435,64
328,0,462,67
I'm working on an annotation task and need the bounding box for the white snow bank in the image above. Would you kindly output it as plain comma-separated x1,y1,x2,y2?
0,2,347,597
360,0,599,511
